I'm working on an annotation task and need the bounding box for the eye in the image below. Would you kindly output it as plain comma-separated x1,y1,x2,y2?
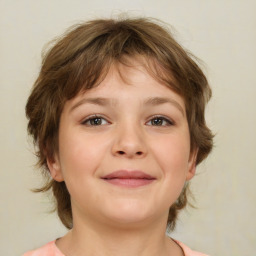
146,116,174,126
81,115,109,126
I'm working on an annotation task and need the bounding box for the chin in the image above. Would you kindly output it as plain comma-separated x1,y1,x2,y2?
102,200,156,226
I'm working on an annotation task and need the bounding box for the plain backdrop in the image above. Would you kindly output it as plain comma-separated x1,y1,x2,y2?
0,1,255,255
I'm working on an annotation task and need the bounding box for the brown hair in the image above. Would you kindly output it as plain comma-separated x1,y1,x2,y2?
26,17,213,231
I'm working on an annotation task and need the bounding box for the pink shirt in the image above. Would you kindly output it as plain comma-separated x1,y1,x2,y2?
23,240,209,256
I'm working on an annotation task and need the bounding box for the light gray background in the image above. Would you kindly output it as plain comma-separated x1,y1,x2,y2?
0,1,255,255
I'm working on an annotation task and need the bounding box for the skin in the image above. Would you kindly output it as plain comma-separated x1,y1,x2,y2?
47,59,197,256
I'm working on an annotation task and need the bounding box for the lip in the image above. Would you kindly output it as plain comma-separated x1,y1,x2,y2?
101,170,156,188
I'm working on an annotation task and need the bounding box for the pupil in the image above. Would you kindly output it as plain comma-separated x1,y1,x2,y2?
152,118,162,125
91,118,102,125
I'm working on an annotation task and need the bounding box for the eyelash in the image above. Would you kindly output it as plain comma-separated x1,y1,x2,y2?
81,115,109,126
81,115,175,127
146,115,174,126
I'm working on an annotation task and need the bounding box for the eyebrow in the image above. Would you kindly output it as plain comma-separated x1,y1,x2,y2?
70,97,116,112
144,97,185,116
70,96,185,116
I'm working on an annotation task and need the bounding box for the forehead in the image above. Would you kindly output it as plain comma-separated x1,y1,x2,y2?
63,57,186,115
79,55,180,96
60,54,187,115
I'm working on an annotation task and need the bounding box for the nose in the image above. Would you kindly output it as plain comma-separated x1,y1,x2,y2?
111,123,147,159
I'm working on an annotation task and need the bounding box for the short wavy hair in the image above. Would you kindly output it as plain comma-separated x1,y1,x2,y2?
26,17,213,231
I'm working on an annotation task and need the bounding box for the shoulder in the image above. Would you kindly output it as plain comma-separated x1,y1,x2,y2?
22,241,64,256
175,240,210,256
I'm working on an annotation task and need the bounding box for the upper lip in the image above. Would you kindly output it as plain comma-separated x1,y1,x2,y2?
101,170,155,180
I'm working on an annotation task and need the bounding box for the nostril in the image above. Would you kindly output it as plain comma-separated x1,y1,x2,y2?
116,150,143,156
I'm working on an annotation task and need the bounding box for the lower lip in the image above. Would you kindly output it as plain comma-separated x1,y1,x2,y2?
103,178,154,188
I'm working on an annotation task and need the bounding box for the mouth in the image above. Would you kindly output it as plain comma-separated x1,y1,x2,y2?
101,170,156,188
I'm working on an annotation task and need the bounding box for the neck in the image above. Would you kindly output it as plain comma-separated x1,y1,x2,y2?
56,213,183,256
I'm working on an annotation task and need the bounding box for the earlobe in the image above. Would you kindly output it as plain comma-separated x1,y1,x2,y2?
186,148,198,181
46,155,64,182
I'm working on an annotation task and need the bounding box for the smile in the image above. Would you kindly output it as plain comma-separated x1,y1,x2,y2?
101,170,156,188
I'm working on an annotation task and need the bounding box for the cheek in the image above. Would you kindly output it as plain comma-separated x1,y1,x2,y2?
154,134,191,172
153,134,190,192
57,133,99,200
160,138,191,198
58,130,109,177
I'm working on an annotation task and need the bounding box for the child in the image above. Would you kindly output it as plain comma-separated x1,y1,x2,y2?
24,16,213,256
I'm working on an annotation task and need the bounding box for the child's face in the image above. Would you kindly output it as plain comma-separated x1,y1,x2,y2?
48,59,197,227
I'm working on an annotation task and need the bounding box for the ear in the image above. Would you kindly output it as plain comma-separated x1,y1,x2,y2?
186,148,198,181
46,155,64,182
